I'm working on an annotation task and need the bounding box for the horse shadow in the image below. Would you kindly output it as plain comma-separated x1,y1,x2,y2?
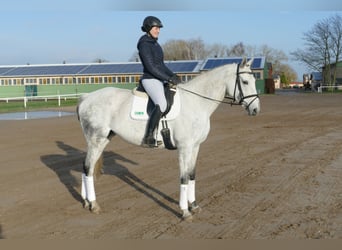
40,141,181,218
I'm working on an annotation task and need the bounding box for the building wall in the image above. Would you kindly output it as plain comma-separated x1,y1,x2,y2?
323,61,342,85
0,83,137,98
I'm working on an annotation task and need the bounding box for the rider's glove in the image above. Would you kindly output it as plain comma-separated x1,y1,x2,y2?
168,74,182,85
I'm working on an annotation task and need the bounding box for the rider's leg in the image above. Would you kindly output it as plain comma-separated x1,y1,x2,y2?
141,79,167,147
141,79,167,112
142,104,162,147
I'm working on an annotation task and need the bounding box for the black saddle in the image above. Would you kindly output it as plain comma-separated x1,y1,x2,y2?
136,80,177,150
136,80,176,117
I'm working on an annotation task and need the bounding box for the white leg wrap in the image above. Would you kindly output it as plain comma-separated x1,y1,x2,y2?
188,180,196,203
85,175,96,202
179,184,188,210
81,173,87,200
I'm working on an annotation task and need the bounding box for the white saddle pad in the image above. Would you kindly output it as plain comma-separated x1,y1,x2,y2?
130,89,180,121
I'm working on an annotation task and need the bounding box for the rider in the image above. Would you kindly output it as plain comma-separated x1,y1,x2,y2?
137,16,181,147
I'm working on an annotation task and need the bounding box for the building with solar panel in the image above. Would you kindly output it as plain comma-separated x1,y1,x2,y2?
0,57,269,98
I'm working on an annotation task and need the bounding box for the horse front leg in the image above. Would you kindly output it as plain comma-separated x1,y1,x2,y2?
178,145,201,220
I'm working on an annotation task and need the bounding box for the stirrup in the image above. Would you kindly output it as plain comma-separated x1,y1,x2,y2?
142,137,162,148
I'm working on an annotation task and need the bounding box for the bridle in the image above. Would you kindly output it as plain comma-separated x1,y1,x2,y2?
226,63,260,109
177,63,259,108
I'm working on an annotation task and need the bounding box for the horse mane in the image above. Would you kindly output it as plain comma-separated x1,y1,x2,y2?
184,63,236,89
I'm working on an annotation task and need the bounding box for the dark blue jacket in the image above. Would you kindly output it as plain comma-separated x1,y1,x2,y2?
137,34,174,82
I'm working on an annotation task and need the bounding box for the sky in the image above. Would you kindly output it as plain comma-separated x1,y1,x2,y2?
1,0,342,80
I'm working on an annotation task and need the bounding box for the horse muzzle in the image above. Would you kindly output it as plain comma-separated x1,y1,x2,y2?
244,95,260,116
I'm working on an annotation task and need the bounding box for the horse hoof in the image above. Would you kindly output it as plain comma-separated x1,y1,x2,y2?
190,205,202,214
181,210,193,221
83,199,90,209
90,201,101,214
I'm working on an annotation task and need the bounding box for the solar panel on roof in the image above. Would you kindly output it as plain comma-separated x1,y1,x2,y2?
4,65,86,77
79,63,143,75
202,57,264,71
165,61,199,73
0,67,16,75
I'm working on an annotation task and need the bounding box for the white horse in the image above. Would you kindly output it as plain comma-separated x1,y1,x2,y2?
77,58,260,220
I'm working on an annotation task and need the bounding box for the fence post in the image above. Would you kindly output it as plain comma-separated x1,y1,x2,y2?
57,90,61,106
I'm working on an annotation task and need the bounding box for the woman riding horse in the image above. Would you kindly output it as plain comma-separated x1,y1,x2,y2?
137,16,181,147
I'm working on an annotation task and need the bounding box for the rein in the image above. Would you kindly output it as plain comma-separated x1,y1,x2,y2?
177,64,259,107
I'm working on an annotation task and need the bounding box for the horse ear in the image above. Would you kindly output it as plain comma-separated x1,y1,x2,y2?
241,57,247,67
247,57,254,67
241,57,254,68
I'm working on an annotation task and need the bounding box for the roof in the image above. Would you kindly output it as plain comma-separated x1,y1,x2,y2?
0,57,265,78
201,57,265,71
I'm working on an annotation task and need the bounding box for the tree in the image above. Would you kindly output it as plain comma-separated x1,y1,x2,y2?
279,64,297,84
291,13,342,85
206,43,229,58
162,38,208,60
228,42,246,57
330,14,342,85
93,58,109,63
247,44,297,81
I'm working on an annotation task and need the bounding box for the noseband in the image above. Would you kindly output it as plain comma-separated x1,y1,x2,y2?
226,63,259,109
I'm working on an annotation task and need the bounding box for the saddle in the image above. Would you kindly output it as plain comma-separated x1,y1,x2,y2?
130,81,179,150
130,82,180,121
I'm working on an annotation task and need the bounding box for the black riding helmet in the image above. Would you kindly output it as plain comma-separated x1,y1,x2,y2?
141,16,163,32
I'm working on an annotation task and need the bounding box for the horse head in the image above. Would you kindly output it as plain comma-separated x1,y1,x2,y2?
227,57,260,116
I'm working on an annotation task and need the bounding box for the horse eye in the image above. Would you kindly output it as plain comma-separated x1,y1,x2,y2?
242,80,248,85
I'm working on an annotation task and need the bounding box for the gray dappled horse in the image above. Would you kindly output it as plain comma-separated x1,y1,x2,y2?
77,58,260,220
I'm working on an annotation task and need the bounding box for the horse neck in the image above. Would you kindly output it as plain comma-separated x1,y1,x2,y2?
184,64,234,112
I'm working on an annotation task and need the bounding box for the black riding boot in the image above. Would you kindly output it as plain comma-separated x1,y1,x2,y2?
142,105,163,148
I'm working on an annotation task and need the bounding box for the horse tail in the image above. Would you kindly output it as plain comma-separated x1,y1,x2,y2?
76,105,80,121
76,93,88,121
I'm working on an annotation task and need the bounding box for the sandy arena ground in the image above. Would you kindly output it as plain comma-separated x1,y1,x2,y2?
1,90,342,239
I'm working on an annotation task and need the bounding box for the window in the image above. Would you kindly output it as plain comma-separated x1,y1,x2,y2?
253,72,261,80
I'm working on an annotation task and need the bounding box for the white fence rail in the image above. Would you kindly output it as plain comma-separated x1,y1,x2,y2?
0,93,84,108
318,85,342,93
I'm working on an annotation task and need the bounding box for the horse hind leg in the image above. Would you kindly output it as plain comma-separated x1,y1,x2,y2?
81,136,110,214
